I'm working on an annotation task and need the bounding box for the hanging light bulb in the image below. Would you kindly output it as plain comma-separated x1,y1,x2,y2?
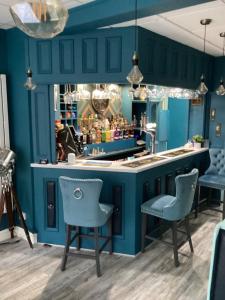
127,0,143,85
127,51,143,85
196,19,212,95
10,0,68,39
216,79,225,96
196,74,208,95
24,68,37,91
216,32,225,96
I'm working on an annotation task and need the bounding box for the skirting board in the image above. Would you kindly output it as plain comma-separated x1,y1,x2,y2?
0,227,37,244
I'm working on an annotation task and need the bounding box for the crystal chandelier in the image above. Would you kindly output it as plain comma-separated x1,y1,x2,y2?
196,19,212,95
10,0,68,39
126,0,143,85
216,32,225,96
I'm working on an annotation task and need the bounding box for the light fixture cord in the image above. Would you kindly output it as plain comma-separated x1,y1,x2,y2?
134,0,138,52
203,23,207,76
27,38,31,69
223,36,225,57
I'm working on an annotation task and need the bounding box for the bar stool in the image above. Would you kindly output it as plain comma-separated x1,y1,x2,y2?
59,176,113,277
141,169,199,267
196,148,225,219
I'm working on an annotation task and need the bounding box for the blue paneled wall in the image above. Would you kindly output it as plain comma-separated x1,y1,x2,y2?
209,93,225,148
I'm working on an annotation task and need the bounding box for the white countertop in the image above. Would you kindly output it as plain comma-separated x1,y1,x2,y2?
31,147,208,174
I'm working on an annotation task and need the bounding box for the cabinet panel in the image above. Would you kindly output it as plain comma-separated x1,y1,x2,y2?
59,39,75,74
37,41,52,74
82,38,98,73
31,85,52,162
105,36,122,73
158,43,167,77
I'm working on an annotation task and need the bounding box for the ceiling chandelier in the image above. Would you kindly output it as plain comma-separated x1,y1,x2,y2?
196,19,212,95
126,0,143,85
215,32,225,96
10,0,68,39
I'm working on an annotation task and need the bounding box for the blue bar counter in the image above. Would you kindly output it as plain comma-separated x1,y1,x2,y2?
31,148,209,255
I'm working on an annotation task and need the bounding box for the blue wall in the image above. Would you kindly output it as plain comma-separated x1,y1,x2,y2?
4,29,34,231
209,93,225,148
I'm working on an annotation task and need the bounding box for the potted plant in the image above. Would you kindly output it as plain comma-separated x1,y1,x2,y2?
192,135,204,149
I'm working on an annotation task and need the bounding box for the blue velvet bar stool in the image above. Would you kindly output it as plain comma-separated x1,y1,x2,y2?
141,169,199,267
196,148,225,219
207,219,225,300
59,177,114,277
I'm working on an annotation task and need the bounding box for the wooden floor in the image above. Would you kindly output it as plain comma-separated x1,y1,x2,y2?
0,210,221,300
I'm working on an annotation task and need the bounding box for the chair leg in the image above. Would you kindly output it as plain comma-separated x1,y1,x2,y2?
141,213,147,253
94,227,101,277
195,185,201,218
76,226,80,250
222,190,225,220
184,216,194,253
108,216,113,255
207,188,212,207
61,224,71,271
172,221,179,267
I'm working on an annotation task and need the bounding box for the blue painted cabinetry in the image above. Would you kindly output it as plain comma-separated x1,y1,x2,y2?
31,85,56,163
29,26,214,89
29,27,134,84
138,27,214,90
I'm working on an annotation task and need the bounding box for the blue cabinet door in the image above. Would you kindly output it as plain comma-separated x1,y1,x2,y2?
31,85,55,163
29,28,134,84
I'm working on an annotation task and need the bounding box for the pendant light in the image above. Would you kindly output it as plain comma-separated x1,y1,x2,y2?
126,0,143,85
216,32,225,96
24,39,37,91
196,19,212,95
10,0,68,39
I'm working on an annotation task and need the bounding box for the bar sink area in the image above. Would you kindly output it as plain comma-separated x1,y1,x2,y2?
1,1,225,300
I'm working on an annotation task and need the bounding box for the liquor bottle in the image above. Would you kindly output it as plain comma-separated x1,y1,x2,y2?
114,127,120,140
91,128,96,144
133,115,137,128
101,128,106,143
96,128,102,144
87,130,92,144
106,128,111,143
82,127,87,145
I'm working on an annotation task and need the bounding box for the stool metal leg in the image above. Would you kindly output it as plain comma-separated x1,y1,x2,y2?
172,221,179,267
141,213,147,253
94,227,101,277
76,226,80,250
184,216,194,253
108,216,113,255
195,185,201,218
61,224,71,271
223,190,225,220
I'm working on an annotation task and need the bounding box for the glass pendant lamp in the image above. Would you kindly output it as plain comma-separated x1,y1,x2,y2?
127,0,143,85
24,68,37,90
216,32,225,96
24,39,37,90
10,0,68,39
196,19,212,95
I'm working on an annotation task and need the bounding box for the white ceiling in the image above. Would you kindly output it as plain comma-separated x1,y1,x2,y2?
0,0,94,29
102,0,225,57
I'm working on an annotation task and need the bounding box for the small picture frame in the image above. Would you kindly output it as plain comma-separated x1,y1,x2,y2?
216,123,222,137
210,108,216,121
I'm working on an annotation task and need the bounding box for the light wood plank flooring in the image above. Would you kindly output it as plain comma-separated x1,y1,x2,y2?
0,211,220,300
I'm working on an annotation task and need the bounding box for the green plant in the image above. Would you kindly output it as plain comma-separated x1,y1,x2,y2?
192,135,204,143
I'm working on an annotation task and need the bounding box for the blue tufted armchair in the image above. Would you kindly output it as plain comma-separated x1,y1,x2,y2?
197,148,225,219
